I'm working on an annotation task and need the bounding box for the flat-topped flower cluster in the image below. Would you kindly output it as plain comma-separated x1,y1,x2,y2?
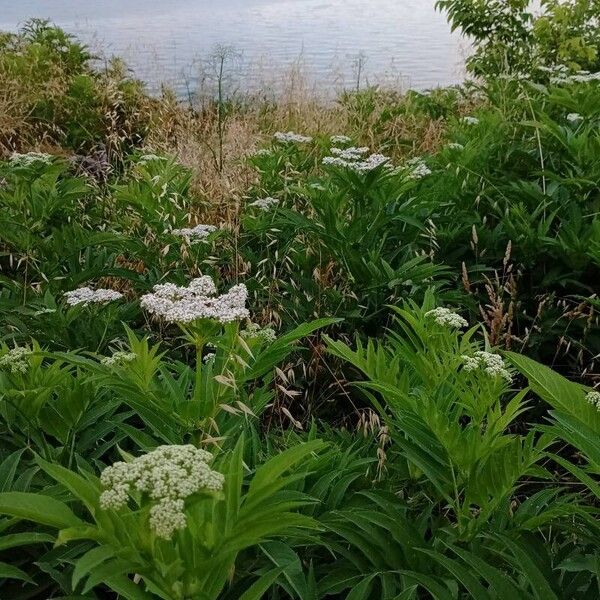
140,275,249,324
101,351,137,368
64,287,123,307
249,197,279,211
405,157,432,179
9,152,53,167
171,223,217,244
462,351,512,383
274,131,313,144
323,146,392,173
0,347,31,374
425,307,468,329
586,390,600,411
241,322,277,343
100,445,224,539
330,135,352,144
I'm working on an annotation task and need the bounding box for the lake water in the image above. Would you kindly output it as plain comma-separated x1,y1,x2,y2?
1,0,466,97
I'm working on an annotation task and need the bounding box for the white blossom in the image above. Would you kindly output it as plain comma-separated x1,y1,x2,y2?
137,153,166,164
566,113,583,123
203,352,216,364
461,116,479,125
100,445,224,539
0,347,31,374
462,351,512,383
330,146,369,160
140,276,249,324
274,131,313,144
586,390,600,411
64,287,123,307
330,135,352,144
241,322,277,343
447,142,464,151
249,197,279,211
171,223,217,244
9,152,53,166
405,157,432,179
323,151,392,173
425,307,468,329
101,351,136,367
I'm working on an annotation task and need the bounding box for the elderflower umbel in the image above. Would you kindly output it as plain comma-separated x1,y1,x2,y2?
322,150,392,173
100,445,224,539
203,352,216,364
64,287,123,307
405,157,432,179
138,154,166,164
249,197,279,211
0,347,31,374
566,113,583,123
274,131,313,144
586,390,600,411
101,351,136,368
140,276,249,324
425,307,468,329
9,152,53,167
462,351,512,383
241,322,277,343
330,135,352,144
330,146,369,160
171,223,217,244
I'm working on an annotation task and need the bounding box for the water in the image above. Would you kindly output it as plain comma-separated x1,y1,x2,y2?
1,0,466,96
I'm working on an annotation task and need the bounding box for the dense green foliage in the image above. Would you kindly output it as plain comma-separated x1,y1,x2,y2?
0,7,599,600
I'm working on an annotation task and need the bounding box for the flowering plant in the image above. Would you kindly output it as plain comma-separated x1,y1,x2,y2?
0,437,325,599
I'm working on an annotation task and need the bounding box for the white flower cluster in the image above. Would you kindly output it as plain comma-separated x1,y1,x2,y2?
566,113,583,123
447,142,464,151
100,445,224,539
140,276,249,324
586,390,600,411
405,157,432,179
9,152,53,167
253,148,272,157
323,148,391,173
138,154,166,164
546,65,600,84
425,307,468,329
274,131,313,144
203,352,216,364
64,287,123,307
331,146,369,160
461,116,479,125
330,135,352,144
101,351,137,368
462,351,512,383
241,322,277,343
171,223,217,244
0,347,31,374
249,197,279,211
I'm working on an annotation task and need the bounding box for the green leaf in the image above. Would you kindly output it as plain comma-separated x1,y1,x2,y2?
239,566,286,600
0,492,83,529
246,440,325,508
0,561,34,583
0,532,53,551
0,449,26,492
35,456,101,514
73,546,115,589
506,352,600,432
419,549,489,600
